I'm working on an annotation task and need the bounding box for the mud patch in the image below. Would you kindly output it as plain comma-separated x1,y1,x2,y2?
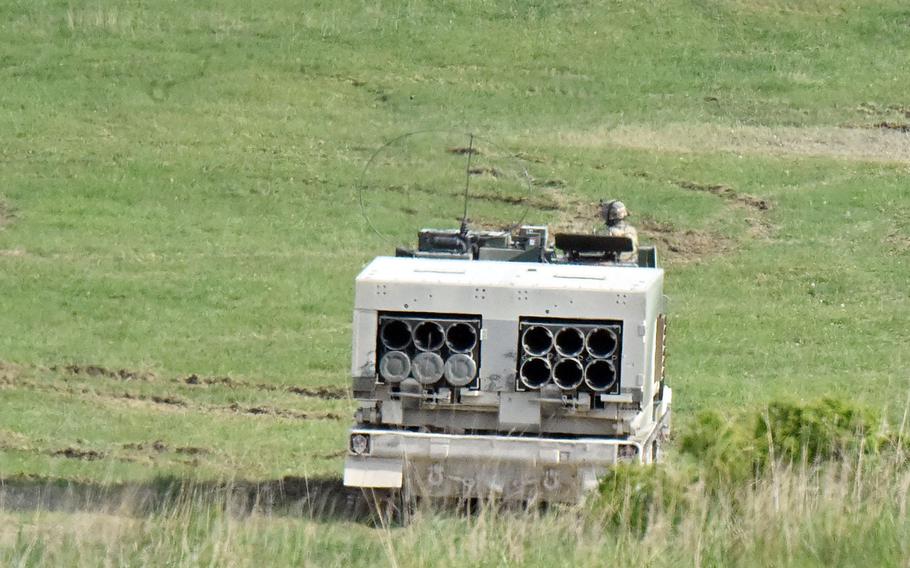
183,373,233,386
122,441,169,452
639,219,735,264
447,146,481,155
114,392,186,408
0,248,26,257
120,441,209,456
52,448,105,461
184,374,349,399
674,180,771,211
468,166,501,177
532,178,566,189
53,364,155,381
176,446,209,456
875,122,910,133
286,385,349,400
4,373,342,420
150,395,185,406
227,403,341,421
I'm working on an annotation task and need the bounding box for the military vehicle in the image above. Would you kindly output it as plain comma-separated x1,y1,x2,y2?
343,134,671,512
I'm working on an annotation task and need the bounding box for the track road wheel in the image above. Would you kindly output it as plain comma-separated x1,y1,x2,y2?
363,487,414,527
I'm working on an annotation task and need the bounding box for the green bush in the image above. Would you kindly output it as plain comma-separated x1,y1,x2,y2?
679,397,882,480
594,397,887,533
595,464,691,533
755,397,882,464
679,410,758,485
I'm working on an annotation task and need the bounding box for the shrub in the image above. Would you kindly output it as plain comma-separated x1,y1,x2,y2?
595,464,691,533
679,409,757,485
594,396,887,532
754,397,882,464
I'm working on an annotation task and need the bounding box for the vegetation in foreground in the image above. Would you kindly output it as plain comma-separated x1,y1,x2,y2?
3,398,909,567
1,0,909,565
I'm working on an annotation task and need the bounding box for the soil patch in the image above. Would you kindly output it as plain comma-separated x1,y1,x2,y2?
447,146,481,155
532,178,566,189
674,180,772,211
226,403,341,421
123,441,169,452
176,446,209,456
44,366,346,401
468,166,501,177
53,364,155,381
116,392,186,408
150,395,185,406
183,374,349,399
183,373,234,386
52,448,105,461
875,122,910,133
286,385,349,400
638,219,735,264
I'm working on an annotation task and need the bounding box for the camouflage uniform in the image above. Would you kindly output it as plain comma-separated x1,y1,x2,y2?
596,200,638,263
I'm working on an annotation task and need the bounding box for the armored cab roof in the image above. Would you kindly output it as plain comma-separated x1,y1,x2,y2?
356,256,662,294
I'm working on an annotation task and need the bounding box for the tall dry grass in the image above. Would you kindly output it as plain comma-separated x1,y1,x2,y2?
1,446,908,567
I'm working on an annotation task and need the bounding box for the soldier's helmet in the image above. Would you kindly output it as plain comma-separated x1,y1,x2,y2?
601,200,628,222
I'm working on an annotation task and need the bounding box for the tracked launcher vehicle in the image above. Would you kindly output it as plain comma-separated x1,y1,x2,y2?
344,225,671,505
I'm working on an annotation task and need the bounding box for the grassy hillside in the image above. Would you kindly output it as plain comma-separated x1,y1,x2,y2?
1,0,909,565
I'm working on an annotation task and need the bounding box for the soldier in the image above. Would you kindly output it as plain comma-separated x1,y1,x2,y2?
597,200,638,262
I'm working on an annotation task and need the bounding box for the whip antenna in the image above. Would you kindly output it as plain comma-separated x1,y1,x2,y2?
460,133,475,236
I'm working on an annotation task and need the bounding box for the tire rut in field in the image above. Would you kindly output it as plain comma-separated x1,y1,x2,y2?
50,364,156,381
673,180,772,211
0,440,135,465
51,447,106,461
0,475,378,523
182,373,349,400
122,441,210,455
671,179,775,240
40,362,349,400
0,378,343,422
875,121,910,133
224,403,342,421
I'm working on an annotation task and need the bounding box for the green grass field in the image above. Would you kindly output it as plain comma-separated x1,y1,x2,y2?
2,0,909,565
